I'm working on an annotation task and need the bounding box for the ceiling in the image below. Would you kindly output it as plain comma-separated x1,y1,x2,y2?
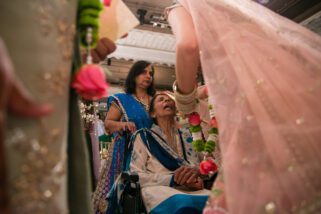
260,0,321,21
105,0,321,92
108,28,176,66
123,0,172,28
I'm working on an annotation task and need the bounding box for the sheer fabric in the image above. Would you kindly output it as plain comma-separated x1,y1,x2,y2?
174,0,321,213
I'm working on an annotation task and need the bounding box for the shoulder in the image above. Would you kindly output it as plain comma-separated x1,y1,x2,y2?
109,93,128,100
131,128,151,140
130,128,150,148
133,128,149,137
107,93,130,104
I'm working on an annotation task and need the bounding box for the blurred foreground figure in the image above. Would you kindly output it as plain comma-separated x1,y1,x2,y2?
167,0,321,213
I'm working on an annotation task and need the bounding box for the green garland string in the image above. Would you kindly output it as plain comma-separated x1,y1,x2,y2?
189,125,205,152
189,125,202,133
193,139,205,152
78,0,103,47
189,119,219,153
204,127,218,153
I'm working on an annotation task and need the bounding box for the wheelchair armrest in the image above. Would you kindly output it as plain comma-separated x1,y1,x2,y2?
121,171,139,183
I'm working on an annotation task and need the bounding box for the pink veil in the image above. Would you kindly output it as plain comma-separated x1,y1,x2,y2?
178,0,321,213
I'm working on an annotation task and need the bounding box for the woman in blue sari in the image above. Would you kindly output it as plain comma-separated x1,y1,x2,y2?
128,93,210,214
93,60,155,213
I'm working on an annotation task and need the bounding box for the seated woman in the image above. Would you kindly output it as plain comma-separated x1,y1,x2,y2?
129,93,210,214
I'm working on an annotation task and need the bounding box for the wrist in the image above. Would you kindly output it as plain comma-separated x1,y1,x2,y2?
118,121,125,131
172,81,197,115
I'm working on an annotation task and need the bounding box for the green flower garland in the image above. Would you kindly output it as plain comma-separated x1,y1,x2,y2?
78,0,103,47
189,125,205,152
188,105,219,154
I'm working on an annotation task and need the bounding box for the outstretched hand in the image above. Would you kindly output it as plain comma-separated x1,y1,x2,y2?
119,121,136,133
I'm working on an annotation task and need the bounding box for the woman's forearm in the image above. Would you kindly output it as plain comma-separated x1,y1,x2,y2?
168,7,200,95
104,119,122,133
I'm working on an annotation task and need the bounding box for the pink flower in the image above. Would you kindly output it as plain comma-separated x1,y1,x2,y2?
71,64,109,100
189,112,201,126
103,0,112,7
210,117,218,128
200,159,218,175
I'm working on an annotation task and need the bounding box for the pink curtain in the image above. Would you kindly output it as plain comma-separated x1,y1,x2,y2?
178,0,321,213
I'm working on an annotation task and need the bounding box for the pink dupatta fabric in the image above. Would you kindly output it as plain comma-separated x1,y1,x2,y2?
177,0,321,213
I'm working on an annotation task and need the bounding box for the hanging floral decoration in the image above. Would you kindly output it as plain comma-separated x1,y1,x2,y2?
205,105,218,153
72,64,109,100
188,104,219,175
78,0,103,47
72,0,111,101
103,0,112,7
189,113,205,152
200,158,218,175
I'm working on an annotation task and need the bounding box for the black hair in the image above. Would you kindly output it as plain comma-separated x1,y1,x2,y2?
149,94,161,125
149,94,160,115
124,60,156,96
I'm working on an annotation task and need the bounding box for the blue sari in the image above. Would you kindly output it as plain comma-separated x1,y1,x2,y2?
93,93,152,213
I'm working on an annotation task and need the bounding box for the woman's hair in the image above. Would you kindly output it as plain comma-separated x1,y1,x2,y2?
149,93,161,125
149,93,161,115
124,60,156,96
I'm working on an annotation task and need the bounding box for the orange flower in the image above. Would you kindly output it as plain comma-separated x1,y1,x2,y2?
72,64,109,100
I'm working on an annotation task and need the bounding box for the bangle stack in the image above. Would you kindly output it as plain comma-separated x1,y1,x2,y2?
173,81,197,115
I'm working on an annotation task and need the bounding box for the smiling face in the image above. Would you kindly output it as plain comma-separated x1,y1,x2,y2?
135,65,153,90
150,94,176,121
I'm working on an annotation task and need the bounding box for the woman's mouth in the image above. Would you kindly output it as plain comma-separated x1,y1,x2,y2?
163,104,173,110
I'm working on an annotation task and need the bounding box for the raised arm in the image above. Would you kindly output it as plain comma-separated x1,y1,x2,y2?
168,6,199,95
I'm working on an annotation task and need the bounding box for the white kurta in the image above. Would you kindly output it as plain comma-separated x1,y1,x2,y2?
129,125,210,213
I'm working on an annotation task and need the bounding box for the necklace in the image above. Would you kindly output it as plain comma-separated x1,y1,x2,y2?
132,94,150,111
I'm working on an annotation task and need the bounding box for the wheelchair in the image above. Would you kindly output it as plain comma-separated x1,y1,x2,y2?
118,171,217,214
116,171,147,214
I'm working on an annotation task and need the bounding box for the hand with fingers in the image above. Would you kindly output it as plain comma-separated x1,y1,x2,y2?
91,37,116,63
173,165,199,186
184,177,204,190
119,121,136,133
82,37,116,64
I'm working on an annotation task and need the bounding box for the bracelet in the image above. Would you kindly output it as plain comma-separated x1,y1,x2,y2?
172,81,197,115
